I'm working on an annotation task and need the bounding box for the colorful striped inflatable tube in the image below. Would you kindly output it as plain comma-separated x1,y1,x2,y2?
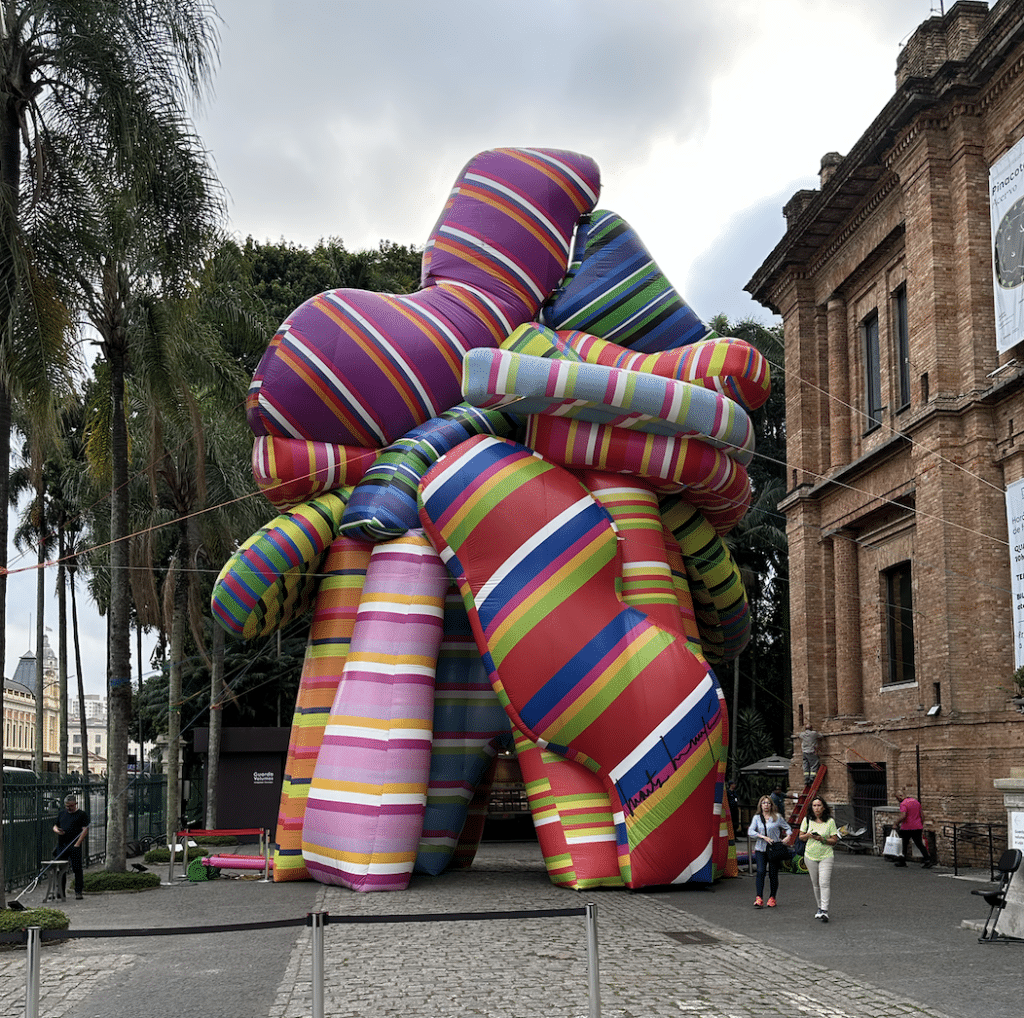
661,497,751,664
501,321,770,413
247,149,599,450
414,588,510,875
463,346,754,463
541,209,713,352
525,416,751,534
252,436,378,510
211,492,349,640
341,404,522,542
275,537,371,881
302,532,448,892
419,436,723,888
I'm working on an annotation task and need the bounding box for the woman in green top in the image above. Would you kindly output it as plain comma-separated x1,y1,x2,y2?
799,794,839,922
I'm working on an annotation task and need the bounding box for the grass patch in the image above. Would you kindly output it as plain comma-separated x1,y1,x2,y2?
83,871,161,893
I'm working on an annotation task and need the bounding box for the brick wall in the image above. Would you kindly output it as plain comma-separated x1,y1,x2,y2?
752,1,1024,858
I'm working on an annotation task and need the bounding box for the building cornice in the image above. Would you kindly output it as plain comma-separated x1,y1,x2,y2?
747,0,1024,313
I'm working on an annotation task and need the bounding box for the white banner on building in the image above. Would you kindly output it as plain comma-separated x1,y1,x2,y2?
991,137,1024,354
1006,478,1024,669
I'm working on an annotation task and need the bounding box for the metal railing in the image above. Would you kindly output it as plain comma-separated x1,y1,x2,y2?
942,822,1008,878
2,775,166,892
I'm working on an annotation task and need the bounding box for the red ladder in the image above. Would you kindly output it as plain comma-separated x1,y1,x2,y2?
786,764,826,843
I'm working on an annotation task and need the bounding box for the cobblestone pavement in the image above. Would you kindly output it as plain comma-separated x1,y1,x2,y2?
1,840,1013,1018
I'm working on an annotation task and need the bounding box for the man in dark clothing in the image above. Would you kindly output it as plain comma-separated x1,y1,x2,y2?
53,794,90,899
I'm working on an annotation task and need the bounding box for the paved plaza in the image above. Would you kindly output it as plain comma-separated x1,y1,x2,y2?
1,839,1019,1017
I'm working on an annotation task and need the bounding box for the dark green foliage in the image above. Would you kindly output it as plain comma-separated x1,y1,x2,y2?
0,908,69,934
139,623,308,740
82,871,160,892
220,237,423,377
709,316,791,764
192,836,237,846
731,707,782,809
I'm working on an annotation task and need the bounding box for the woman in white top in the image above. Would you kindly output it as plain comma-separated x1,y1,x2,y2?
747,794,792,908
799,794,839,922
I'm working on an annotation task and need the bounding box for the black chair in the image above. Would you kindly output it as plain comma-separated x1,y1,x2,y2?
972,848,1023,943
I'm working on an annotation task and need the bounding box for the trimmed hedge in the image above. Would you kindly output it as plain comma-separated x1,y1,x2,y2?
0,907,69,934
83,871,161,893
192,836,237,847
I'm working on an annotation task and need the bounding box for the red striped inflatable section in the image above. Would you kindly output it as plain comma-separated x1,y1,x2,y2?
419,436,722,888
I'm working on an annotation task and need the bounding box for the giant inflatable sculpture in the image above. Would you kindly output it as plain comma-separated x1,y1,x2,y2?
212,148,770,892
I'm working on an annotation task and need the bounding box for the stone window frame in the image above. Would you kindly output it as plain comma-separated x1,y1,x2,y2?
891,283,911,412
881,559,916,687
862,309,884,432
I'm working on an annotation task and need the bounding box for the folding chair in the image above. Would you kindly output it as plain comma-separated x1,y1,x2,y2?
972,848,1023,943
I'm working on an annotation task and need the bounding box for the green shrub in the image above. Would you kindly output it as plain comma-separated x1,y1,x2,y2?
83,871,161,893
0,907,69,934
144,846,208,864
191,835,237,847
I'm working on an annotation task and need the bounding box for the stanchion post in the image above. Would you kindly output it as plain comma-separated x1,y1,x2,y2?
311,912,327,1018
585,903,601,1018
259,830,272,883
24,925,41,1018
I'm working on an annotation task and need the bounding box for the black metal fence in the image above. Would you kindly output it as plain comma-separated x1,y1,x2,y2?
2,775,167,892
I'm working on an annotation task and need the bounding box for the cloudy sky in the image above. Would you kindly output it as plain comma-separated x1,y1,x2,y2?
5,0,951,698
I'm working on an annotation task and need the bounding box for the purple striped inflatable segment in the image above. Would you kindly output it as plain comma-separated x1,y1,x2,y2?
247,148,600,450
302,532,448,892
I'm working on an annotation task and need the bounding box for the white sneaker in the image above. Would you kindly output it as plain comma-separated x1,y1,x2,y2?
814,909,823,919
820,912,829,923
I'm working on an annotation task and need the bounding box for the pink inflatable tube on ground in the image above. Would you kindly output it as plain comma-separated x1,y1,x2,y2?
203,855,271,870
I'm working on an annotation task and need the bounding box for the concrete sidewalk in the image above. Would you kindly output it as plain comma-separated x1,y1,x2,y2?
2,839,1019,1018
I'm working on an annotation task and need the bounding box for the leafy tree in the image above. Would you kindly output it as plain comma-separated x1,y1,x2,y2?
219,237,422,377
0,0,226,873
709,316,791,770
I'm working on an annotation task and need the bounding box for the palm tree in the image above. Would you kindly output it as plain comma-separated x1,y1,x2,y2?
140,364,256,841
0,2,223,879
9,436,62,773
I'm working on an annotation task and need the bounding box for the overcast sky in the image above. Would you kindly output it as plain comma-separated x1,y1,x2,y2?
5,0,953,698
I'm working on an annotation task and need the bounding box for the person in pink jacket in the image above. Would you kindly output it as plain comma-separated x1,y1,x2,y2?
894,791,933,868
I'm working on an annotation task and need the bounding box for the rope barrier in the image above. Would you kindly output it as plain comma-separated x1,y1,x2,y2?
11,904,602,1018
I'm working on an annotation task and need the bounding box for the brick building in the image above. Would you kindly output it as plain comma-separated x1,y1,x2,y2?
747,1,1024,853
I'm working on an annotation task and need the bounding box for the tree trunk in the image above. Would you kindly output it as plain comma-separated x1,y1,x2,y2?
106,337,131,871
0,382,11,909
165,550,187,846
206,622,224,828
137,622,145,773
72,575,90,780
34,511,45,773
59,533,68,775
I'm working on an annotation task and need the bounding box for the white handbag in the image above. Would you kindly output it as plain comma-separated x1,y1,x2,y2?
882,831,903,857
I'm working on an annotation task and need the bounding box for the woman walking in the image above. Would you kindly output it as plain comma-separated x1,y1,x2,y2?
747,794,792,907
800,794,839,922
